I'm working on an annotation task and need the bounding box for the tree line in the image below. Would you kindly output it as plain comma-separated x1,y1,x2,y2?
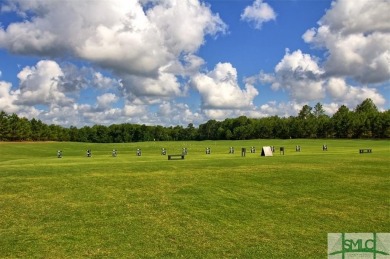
0,99,389,142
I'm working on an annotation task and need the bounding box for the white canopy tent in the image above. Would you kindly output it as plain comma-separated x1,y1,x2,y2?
261,146,273,156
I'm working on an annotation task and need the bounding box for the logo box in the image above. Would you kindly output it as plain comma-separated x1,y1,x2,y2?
328,233,390,258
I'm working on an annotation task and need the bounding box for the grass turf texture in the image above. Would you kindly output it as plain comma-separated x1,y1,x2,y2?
0,140,389,258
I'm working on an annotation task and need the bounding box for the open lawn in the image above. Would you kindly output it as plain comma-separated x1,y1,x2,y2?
0,139,389,258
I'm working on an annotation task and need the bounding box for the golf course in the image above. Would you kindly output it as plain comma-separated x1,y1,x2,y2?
0,139,389,258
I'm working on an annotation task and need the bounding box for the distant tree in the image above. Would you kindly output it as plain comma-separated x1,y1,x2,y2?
225,129,233,140
370,113,384,138
376,110,390,138
169,125,184,141
233,125,253,140
216,126,225,140
78,126,90,142
233,116,249,128
31,118,43,141
298,105,313,120
185,123,198,140
8,113,22,141
69,126,79,142
122,124,135,142
259,116,276,138
49,124,61,141
221,118,234,133
296,105,318,137
355,98,378,114
141,124,154,141
198,120,219,140
153,125,167,141
19,117,32,141
332,105,353,138
290,117,304,138
40,123,50,141
0,111,10,140
273,117,290,139
352,98,380,138
316,114,331,138
313,102,325,118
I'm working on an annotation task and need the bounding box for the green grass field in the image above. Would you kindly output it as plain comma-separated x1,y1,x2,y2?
0,139,389,258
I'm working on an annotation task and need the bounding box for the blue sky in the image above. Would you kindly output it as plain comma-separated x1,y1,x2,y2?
0,0,389,127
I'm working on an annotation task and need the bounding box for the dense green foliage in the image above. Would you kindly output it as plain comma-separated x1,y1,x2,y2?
1,99,389,142
0,140,389,257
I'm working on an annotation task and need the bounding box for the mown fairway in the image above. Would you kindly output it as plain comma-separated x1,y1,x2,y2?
0,139,389,258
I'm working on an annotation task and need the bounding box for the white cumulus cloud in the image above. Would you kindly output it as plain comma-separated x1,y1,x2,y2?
303,0,390,84
0,0,227,102
96,93,118,110
15,60,72,107
258,48,386,111
0,80,18,113
191,62,259,109
121,71,181,101
157,101,202,126
271,49,326,102
241,0,276,29
326,77,386,108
